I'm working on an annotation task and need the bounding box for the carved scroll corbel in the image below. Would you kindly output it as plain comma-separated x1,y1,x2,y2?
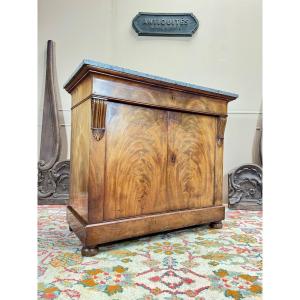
217,116,227,146
91,98,107,141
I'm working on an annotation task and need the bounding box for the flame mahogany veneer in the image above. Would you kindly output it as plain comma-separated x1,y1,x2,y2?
64,60,238,256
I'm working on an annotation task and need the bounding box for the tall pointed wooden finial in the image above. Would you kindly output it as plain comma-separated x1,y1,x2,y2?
38,40,70,204
39,40,60,170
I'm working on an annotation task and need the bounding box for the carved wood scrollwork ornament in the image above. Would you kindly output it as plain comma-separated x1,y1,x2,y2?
91,98,107,141
228,164,262,211
217,116,227,146
38,161,70,201
38,40,70,204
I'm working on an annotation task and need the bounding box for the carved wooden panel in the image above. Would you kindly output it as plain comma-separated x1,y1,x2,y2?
104,102,169,220
228,164,262,211
167,112,216,210
38,160,70,204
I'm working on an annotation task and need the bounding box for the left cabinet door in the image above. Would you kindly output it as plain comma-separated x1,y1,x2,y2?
104,102,169,220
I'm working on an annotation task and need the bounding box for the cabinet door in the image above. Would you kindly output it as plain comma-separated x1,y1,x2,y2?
167,111,216,210
104,102,169,220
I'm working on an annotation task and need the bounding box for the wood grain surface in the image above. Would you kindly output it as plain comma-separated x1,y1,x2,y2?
86,205,225,246
214,117,227,205
65,63,238,254
167,111,216,210
104,102,169,220
92,76,228,116
71,75,92,108
69,100,90,222
88,125,106,224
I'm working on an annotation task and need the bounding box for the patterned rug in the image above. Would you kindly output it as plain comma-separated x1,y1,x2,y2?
38,206,262,300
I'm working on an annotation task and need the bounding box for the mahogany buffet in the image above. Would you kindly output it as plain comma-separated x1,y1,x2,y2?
64,60,238,256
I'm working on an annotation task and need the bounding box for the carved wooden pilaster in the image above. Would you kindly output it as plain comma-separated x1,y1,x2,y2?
216,116,227,146
91,98,107,141
38,40,70,204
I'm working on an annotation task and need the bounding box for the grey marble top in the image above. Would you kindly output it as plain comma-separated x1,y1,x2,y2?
65,59,238,98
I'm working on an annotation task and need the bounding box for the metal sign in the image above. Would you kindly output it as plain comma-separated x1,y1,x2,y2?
132,12,199,37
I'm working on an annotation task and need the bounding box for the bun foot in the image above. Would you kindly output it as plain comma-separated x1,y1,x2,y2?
81,246,99,257
209,221,223,229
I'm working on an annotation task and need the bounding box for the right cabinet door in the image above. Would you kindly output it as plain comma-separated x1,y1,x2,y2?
167,111,216,210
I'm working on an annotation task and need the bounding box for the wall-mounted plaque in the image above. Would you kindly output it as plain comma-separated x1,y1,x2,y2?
132,12,199,37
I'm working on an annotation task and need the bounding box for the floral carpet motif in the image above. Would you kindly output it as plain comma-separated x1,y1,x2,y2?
38,206,262,300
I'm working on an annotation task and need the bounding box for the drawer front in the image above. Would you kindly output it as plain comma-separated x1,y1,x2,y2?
167,111,216,210
104,102,169,220
92,75,228,116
